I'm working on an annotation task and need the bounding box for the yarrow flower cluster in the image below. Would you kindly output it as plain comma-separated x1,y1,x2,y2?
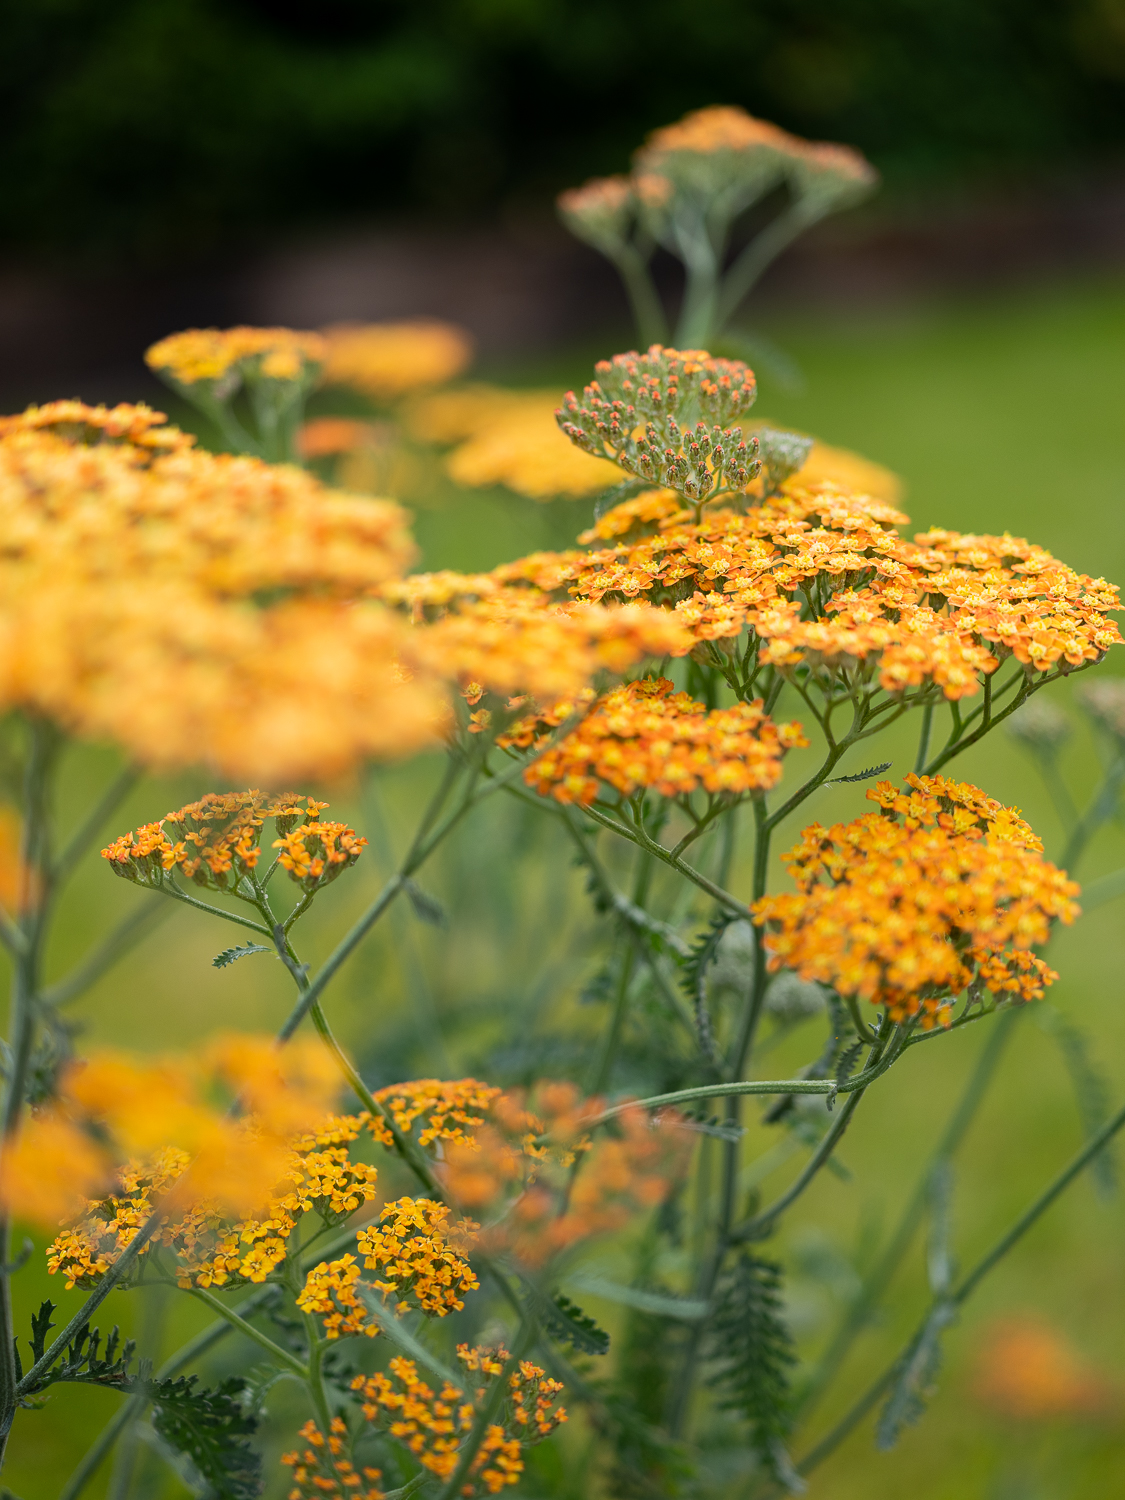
340,1347,566,1496
752,774,1080,1026
508,676,807,806
0,400,195,458
145,326,327,390
281,1417,386,1500
557,346,761,505
355,1197,480,1314
321,320,473,400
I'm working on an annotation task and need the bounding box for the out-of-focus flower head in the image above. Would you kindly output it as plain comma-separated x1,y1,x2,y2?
974,1319,1116,1421
1078,677,1125,741
436,1082,692,1270
557,346,761,506
753,774,1080,1027
282,1417,385,1500
2,1033,341,1233
296,416,381,460
321,321,473,401
1007,696,1073,754
146,326,326,395
0,401,194,459
557,174,637,255
509,675,807,807
409,384,622,500
0,428,446,780
0,803,36,916
46,1103,381,1291
345,1346,565,1496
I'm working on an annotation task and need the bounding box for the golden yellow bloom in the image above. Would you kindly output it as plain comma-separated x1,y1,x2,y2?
356,1196,479,1315
322,321,473,400
272,818,367,893
347,1347,565,1496
297,1254,377,1340
46,1101,380,1291
0,429,445,779
282,1417,385,1500
364,1077,512,1150
752,774,1079,1026
512,676,806,806
0,401,194,457
409,384,621,499
145,326,326,388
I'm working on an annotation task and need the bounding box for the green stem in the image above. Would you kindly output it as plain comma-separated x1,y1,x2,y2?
52,764,139,878
187,1288,307,1379
302,1313,333,1432
715,201,819,331
610,243,669,347
434,1315,539,1500
1059,753,1125,874
591,936,638,1095
913,703,934,775
42,898,172,1009
789,1087,1125,1487
159,879,272,937
798,1007,1018,1420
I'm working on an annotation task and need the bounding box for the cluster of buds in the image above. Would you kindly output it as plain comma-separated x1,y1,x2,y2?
556,346,761,506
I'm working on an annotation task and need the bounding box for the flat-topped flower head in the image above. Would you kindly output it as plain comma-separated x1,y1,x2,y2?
557,346,761,506
146,326,326,392
272,816,367,894
101,791,332,893
355,1196,479,1316
753,775,1079,1027
322,320,472,400
282,1417,385,1500
0,401,194,458
512,676,806,806
346,1346,565,1496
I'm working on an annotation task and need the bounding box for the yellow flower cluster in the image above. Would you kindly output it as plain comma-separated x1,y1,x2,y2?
42,1100,380,1291
282,1418,385,1500
322,321,473,400
366,1078,506,1150
273,818,368,893
296,1254,375,1340
0,400,195,457
356,1196,480,1314
2,1034,339,1235
347,1347,566,1496
752,774,1080,1026
510,676,807,806
145,326,326,387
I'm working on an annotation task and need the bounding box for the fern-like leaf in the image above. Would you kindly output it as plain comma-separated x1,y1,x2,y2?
542,1292,611,1356
149,1374,262,1500
22,1308,139,1396
875,1301,956,1451
212,943,271,969
681,913,739,1067
705,1252,799,1486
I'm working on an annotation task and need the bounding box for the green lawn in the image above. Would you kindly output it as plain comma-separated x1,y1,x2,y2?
5,269,1125,1498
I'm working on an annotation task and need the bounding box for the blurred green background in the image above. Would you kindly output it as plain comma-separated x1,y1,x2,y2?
4,269,1125,1498
3,0,1125,1493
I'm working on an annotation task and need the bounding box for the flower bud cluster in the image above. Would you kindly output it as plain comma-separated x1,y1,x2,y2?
556,346,761,504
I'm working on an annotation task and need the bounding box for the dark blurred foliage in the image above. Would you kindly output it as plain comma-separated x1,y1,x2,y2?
3,0,1125,259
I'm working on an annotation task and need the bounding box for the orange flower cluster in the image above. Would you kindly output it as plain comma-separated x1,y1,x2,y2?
0,400,194,458
356,1196,480,1315
102,791,327,891
511,676,806,806
0,424,444,779
47,1105,381,1291
282,1418,385,1500
1,1034,340,1235
348,1347,565,1496
297,1254,376,1340
396,472,1120,711
437,1086,691,1269
146,326,326,387
752,775,1080,1026
273,819,368,893
322,320,473,400
974,1320,1115,1421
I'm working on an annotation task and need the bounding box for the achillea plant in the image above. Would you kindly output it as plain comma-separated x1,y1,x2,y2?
0,110,1122,1500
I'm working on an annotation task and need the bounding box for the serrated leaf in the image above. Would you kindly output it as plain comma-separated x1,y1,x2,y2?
212,943,271,969
542,1292,611,1356
148,1375,262,1500
875,1301,956,1451
834,1040,863,1089
404,879,446,927
705,1252,797,1485
23,1311,140,1398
